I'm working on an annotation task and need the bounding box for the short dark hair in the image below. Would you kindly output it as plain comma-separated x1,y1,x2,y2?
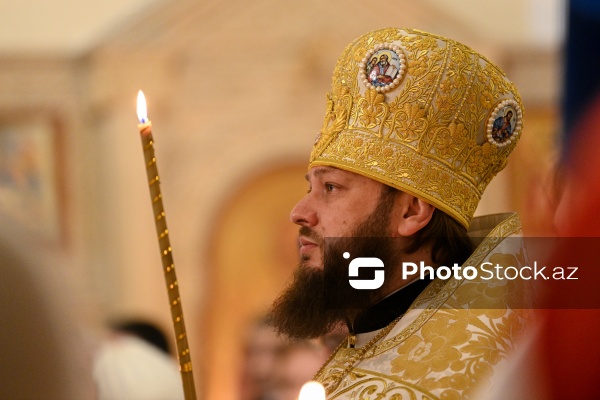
111,320,171,355
408,208,474,266
382,186,474,266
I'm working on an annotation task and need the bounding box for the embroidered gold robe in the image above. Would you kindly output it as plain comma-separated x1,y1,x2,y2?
315,213,533,399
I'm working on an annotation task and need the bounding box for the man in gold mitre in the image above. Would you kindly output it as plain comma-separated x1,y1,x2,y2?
268,28,532,399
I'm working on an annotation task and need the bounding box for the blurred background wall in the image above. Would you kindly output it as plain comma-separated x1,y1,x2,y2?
0,0,564,399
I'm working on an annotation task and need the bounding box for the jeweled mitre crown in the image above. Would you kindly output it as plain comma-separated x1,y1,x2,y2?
309,28,524,228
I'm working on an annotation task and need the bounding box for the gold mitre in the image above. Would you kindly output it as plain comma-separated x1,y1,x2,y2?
309,28,524,228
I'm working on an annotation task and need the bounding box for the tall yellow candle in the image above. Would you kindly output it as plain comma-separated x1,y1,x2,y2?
136,90,197,400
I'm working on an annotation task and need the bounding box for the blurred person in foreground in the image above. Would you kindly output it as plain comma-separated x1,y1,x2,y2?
0,231,96,399
536,93,600,400
268,28,534,399
93,318,184,400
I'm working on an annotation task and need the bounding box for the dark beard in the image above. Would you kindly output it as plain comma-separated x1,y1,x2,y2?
266,264,345,339
267,188,399,339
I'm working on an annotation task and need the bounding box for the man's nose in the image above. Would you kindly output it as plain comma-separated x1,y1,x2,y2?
290,195,318,227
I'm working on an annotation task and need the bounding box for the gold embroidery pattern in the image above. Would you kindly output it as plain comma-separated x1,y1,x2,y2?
309,28,524,228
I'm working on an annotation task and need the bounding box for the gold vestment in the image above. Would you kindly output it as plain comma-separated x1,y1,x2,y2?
315,213,533,400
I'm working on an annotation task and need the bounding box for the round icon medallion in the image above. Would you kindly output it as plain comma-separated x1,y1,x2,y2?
360,43,406,93
486,99,523,147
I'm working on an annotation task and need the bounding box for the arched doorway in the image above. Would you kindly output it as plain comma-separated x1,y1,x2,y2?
203,163,307,400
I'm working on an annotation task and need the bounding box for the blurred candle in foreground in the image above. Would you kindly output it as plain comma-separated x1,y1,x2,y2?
136,90,196,400
298,381,326,400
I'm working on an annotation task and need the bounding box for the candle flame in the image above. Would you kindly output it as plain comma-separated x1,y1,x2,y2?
137,90,148,123
298,381,326,400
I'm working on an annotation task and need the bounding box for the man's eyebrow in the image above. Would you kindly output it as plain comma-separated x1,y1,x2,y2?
305,166,337,181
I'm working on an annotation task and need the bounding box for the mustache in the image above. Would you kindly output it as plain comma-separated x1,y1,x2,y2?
299,226,323,246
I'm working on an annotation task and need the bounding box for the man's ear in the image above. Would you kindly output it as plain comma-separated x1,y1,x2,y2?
392,192,435,236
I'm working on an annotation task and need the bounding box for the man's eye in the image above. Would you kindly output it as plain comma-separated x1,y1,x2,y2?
325,183,335,192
